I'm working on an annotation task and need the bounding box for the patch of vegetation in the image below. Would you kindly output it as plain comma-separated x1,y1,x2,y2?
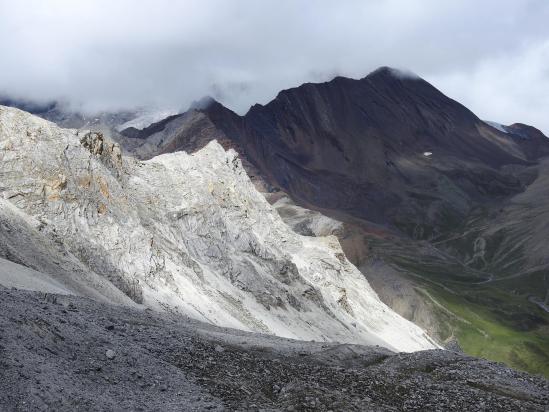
391,255,487,284
427,285,549,377
364,229,549,377
493,270,549,300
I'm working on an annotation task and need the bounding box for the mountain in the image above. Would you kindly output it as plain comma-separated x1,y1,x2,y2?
208,67,548,226
115,67,549,375
1,79,548,409
0,105,437,351
119,67,548,230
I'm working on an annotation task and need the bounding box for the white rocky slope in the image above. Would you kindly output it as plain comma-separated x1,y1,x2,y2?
0,105,437,351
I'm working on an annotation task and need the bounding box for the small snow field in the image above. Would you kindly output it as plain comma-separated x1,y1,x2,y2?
485,120,509,134
0,257,73,295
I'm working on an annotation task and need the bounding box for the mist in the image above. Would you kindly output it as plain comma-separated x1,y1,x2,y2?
1,0,548,132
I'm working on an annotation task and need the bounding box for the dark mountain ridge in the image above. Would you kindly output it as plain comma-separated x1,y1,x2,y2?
122,67,548,234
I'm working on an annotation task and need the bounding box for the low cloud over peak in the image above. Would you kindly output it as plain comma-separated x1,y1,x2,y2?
1,0,548,132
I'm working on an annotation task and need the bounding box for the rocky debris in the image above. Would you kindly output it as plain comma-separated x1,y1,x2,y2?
0,105,436,352
105,349,116,360
0,288,547,411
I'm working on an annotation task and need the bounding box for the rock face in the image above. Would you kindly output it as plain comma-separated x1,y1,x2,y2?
0,105,437,351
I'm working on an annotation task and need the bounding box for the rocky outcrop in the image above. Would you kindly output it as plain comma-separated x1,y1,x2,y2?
0,105,437,351
0,96,138,131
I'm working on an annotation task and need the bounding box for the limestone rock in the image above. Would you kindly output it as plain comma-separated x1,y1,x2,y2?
0,105,437,352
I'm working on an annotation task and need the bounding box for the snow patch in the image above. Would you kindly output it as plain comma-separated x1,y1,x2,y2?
484,120,508,134
116,108,180,131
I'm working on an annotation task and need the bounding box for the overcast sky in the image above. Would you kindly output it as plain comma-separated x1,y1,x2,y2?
1,0,548,132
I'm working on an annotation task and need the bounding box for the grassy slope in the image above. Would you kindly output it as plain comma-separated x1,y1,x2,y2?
426,286,549,377
369,183,549,377
334,160,549,376
390,253,549,377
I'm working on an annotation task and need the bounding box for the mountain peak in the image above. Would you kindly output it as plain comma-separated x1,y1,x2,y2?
366,66,421,81
189,95,220,111
507,123,548,140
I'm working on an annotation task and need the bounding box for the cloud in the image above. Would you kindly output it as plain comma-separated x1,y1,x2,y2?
387,68,421,80
0,0,548,132
427,40,549,133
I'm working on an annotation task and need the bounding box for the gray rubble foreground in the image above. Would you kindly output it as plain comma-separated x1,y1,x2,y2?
1,288,547,411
